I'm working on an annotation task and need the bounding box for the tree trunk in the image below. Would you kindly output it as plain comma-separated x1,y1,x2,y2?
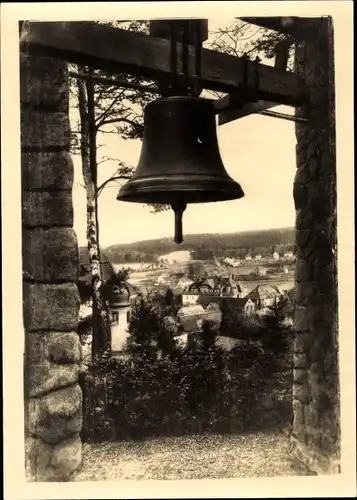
77,66,111,360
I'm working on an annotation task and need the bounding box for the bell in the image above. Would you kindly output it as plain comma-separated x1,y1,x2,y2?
117,96,244,243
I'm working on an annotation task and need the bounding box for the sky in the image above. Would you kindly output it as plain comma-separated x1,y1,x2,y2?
72,18,297,248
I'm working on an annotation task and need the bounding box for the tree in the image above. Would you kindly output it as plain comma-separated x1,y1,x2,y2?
77,71,111,359
124,296,160,361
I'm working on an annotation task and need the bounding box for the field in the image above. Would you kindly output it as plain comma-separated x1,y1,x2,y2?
114,262,295,294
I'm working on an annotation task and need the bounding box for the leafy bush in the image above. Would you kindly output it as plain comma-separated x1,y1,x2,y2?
81,298,293,442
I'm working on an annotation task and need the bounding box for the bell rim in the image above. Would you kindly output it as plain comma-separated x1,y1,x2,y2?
117,175,244,204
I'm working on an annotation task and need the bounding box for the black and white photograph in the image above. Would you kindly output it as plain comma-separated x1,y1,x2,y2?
1,1,355,498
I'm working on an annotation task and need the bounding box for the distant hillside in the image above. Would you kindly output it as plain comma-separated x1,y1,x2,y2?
104,227,296,264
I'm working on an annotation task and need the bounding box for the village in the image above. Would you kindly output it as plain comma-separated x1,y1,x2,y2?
79,246,296,359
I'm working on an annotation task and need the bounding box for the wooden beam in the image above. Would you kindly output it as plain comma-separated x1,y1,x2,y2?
215,36,294,125
238,16,322,39
20,21,306,106
215,99,279,124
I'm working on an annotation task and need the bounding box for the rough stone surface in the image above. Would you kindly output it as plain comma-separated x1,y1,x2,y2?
292,17,339,473
26,332,81,397
21,111,71,150
20,56,69,112
23,228,79,281
49,434,82,480
293,383,311,405
293,352,309,369
22,190,73,227
27,384,82,444
293,368,308,385
22,151,74,190
25,435,53,480
23,283,80,331
21,53,82,481
47,332,82,363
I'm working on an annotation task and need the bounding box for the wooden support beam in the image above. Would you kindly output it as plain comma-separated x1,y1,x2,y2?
20,21,306,106
238,16,322,39
215,35,295,125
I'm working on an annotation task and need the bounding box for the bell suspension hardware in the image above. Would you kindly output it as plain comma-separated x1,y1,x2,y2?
116,95,244,244
117,20,244,244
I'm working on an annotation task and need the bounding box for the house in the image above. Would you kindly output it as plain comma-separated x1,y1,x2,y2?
246,284,283,309
196,295,256,317
256,267,268,276
79,246,141,355
214,276,246,298
177,304,222,334
283,251,294,260
254,254,262,261
245,253,252,261
273,252,280,260
223,257,240,267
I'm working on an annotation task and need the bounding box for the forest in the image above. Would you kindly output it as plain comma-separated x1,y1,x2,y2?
104,227,296,263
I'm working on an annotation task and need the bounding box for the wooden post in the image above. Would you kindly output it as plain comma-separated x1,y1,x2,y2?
291,17,339,474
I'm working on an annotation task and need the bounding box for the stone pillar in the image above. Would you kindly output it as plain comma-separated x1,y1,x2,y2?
291,17,340,474
21,52,82,481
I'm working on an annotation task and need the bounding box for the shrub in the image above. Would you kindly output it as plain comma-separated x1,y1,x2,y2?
81,297,293,442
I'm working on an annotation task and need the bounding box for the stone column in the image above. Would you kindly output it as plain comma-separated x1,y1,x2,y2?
21,52,82,481
291,17,340,474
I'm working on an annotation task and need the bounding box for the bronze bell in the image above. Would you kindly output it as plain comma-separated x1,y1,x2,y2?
117,96,244,243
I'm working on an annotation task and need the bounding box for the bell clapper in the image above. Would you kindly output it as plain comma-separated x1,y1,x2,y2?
171,202,187,244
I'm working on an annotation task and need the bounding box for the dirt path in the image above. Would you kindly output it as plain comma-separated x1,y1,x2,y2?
72,430,305,481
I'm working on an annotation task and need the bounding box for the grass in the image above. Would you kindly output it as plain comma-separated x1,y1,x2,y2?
72,428,306,481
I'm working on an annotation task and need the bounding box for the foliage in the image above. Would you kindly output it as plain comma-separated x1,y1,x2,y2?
81,296,293,442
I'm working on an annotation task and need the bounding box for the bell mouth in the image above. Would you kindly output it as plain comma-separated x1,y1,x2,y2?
117,174,244,205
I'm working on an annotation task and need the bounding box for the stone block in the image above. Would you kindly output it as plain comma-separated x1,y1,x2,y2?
311,323,333,350
295,305,309,332
47,332,82,364
323,351,336,374
293,352,309,369
48,434,82,481
294,332,314,353
25,435,53,481
22,190,73,227
26,332,81,397
23,283,80,331
23,228,79,281
293,383,311,404
26,359,79,398
304,400,321,429
20,56,69,112
21,111,70,150
293,368,308,385
22,151,74,190
295,208,315,231
27,384,82,444
309,343,326,363
292,398,305,428
306,305,323,324
296,259,312,282
308,155,320,178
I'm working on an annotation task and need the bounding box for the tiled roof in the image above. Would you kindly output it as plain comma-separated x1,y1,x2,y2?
197,295,249,310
